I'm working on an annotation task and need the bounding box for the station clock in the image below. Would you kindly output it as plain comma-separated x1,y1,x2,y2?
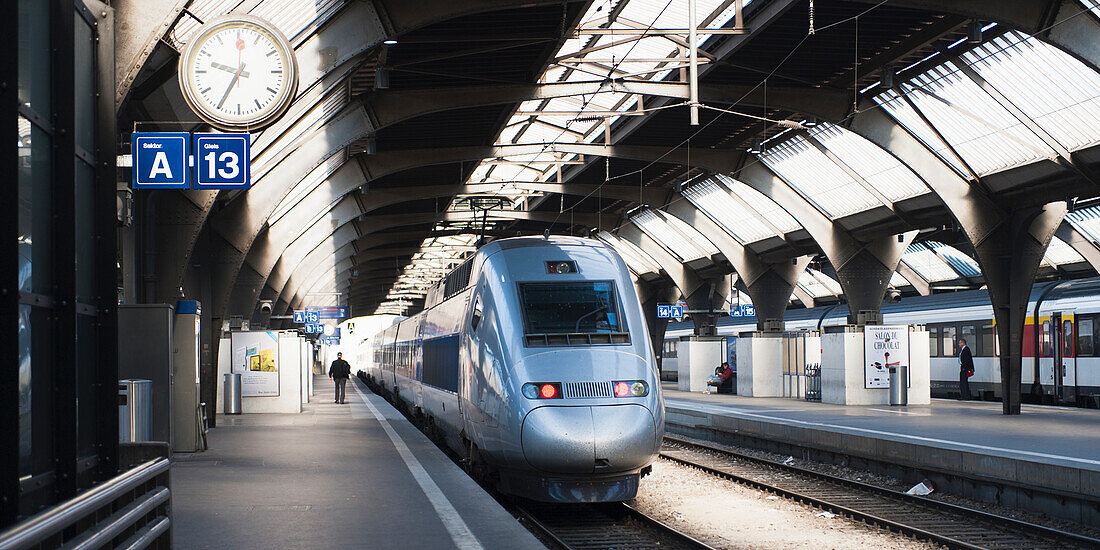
177,15,299,131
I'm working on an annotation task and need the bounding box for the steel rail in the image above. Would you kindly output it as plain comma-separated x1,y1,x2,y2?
663,435,1099,550
513,501,718,550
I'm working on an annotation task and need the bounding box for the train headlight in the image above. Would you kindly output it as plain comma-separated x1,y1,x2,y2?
522,382,562,399
613,380,648,397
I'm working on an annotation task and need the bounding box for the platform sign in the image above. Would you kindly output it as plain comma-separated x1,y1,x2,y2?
303,323,324,334
193,133,250,189
864,325,910,389
132,132,190,189
315,306,349,320
657,304,683,319
730,304,756,317
293,310,320,324
320,336,340,346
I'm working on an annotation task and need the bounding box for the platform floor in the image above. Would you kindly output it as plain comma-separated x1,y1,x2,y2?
662,383,1100,470
171,376,542,550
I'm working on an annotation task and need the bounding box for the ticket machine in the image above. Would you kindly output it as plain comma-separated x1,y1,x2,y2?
173,300,202,452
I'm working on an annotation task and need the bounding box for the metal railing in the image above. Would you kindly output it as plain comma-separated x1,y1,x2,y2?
0,458,171,550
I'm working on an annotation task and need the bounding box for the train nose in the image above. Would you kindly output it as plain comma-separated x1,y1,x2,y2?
521,405,657,474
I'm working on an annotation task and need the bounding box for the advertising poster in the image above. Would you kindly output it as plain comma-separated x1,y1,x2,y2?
725,336,737,371
231,331,280,397
864,325,909,389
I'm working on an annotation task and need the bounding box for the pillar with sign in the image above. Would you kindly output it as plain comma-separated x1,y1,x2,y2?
819,325,931,405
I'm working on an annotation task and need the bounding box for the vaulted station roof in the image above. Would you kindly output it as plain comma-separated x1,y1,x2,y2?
118,0,1100,327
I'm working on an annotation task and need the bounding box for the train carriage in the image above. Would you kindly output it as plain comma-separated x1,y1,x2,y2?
361,236,664,502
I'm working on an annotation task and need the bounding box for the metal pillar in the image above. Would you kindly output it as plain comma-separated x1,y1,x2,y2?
974,202,1066,414
833,232,917,325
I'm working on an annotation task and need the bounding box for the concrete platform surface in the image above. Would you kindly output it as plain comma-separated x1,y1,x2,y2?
171,376,543,550
662,383,1100,471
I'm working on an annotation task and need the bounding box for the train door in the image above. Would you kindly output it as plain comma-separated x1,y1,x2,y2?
1052,313,1077,403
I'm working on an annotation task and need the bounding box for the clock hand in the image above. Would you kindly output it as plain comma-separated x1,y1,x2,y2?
211,62,250,78
216,61,246,110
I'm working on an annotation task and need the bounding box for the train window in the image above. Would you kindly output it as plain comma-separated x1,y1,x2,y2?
928,326,940,357
942,325,956,357
1079,317,1095,356
980,322,995,357
1063,320,1074,358
960,323,978,356
1042,320,1052,357
519,281,624,335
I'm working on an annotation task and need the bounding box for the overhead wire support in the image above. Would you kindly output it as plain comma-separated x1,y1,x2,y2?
688,0,699,125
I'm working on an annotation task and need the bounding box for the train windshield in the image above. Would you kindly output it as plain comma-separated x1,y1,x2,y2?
519,282,624,335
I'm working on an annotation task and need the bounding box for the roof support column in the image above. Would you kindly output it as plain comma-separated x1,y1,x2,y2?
849,102,1067,414
663,200,808,332
632,276,679,376
975,203,1066,414
736,162,916,325
833,231,918,325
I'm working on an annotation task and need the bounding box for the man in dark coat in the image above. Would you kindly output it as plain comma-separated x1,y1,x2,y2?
329,352,352,404
957,338,974,400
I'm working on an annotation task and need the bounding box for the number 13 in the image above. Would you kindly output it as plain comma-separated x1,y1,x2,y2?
205,151,240,179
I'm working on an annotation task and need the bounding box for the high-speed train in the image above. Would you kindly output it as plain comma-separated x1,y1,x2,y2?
663,278,1100,406
356,236,664,502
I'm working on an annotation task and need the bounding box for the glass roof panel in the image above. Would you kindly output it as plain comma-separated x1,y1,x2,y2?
682,178,777,243
926,241,982,277
1067,206,1100,244
758,134,881,218
902,243,960,282
961,31,1100,152
807,123,929,202
1044,236,1085,266
890,271,911,288
874,54,1057,176
798,269,841,299
660,211,720,255
632,209,708,262
597,230,660,274
1079,1,1100,19
715,175,801,234
170,0,346,48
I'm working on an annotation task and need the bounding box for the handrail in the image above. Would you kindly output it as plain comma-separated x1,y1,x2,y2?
0,458,170,550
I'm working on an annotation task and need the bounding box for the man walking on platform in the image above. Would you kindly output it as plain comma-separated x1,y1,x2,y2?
957,338,974,400
329,352,352,404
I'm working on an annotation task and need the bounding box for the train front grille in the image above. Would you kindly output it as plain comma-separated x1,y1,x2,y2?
562,381,612,399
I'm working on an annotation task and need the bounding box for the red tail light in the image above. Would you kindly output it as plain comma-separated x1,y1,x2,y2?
613,381,631,397
540,383,559,399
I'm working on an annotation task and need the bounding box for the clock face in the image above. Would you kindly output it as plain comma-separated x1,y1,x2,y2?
178,16,298,131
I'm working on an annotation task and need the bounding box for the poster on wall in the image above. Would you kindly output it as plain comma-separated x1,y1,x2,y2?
725,336,737,371
863,325,909,389
231,331,280,397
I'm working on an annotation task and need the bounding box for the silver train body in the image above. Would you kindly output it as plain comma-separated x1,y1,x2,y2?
358,236,665,502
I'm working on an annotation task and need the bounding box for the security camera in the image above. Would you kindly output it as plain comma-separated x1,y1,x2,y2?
885,288,902,303
259,300,274,313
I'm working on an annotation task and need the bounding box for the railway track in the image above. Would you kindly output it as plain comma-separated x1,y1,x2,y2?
662,435,1100,550
514,501,718,550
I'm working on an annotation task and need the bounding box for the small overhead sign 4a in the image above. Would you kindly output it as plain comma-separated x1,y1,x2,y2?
657,304,684,319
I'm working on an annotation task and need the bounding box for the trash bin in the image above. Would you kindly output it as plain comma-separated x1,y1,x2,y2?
224,373,242,414
889,365,908,406
119,379,152,442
